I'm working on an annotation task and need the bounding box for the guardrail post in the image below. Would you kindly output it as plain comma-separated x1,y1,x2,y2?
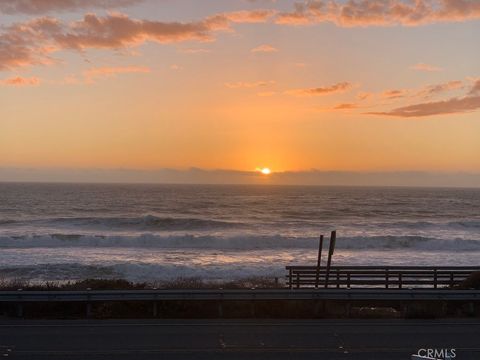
86,288,92,318
347,272,351,288
153,302,158,318
336,269,340,289
16,289,23,318
218,301,223,318
450,273,454,287
16,303,23,318
296,273,300,289
385,268,389,289
434,269,438,289
399,273,402,289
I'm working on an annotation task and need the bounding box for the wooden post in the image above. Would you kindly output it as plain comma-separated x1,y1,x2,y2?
296,273,300,289
324,230,336,288
399,273,403,289
336,269,340,288
288,268,292,289
434,269,438,289
386,268,389,289
315,235,324,288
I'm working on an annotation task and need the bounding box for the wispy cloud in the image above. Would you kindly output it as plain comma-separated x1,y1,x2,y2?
286,82,353,96
468,79,480,96
382,89,409,99
367,80,480,117
333,103,358,110
0,0,142,14
276,0,480,27
410,63,443,72
0,10,272,71
0,75,40,86
222,9,276,23
367,95,480,118
225,80,275,89
251,44,278,53
83,66,150,82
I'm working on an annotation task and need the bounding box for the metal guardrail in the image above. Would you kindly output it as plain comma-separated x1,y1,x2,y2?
0,289,479,302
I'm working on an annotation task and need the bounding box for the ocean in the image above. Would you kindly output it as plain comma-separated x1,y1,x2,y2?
0,183,479,283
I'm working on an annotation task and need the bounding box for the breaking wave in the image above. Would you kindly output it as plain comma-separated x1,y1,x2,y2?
1,234,479,251
6,215,243,231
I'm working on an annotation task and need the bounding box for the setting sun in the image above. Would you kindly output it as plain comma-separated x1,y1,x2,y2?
259,168,271,175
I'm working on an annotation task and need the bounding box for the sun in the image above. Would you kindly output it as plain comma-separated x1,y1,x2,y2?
257,167,271,175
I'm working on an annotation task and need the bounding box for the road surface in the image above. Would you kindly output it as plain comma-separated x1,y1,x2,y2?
0,319,479,359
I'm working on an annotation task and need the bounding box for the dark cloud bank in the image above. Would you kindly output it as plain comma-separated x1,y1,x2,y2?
1,167,480,188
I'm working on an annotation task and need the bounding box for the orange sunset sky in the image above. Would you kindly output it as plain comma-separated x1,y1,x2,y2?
0,0,479,184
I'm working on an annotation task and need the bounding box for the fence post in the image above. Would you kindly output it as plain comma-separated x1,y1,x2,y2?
324,231,336,288
434,269,438,289
296,273,300,289
288,268,292,289
450,273,454,287
386,268,389,289
336,269,340,289
399,273,403,289
315,235,324,288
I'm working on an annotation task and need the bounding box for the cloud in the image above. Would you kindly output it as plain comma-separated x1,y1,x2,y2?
418,80,463,98
367,95,480,117
251,44,278,53
410,62,443,72
286,82,352,96
0,9,278,71
0,0,141,14
225,80,275,89
468,79,480,96
382,89,409,99
55,13,231,50
179,48,210,54
334,103,358,110
276,0,480,27
83,65,150,82
222,9,276,23
170,64,182,71
0,12,241,71
0,75,40,86
2,167,480,187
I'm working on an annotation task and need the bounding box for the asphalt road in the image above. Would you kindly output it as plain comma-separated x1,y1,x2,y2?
0,319,479,359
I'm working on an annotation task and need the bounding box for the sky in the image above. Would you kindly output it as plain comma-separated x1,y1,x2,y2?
0,0,479,185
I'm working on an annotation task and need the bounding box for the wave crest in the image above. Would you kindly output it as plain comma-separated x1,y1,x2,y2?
0,234,479,251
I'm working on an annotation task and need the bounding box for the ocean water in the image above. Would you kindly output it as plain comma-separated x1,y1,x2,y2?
0,183,479,283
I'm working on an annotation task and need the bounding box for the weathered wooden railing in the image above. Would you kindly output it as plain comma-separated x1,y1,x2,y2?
286,266,480,289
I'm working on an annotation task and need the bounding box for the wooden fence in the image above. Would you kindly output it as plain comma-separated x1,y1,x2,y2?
286,266,480,289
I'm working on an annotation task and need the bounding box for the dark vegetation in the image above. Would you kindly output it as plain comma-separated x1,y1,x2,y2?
0,276,280,291
0,275,478,320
